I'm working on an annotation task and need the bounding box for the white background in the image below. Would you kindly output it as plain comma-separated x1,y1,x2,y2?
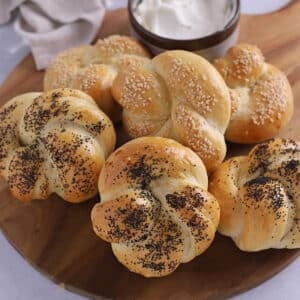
0,1,299,299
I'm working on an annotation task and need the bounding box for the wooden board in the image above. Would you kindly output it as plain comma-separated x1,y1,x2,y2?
0,3,300,300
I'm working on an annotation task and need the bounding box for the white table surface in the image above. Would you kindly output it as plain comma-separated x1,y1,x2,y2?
0,1,299,299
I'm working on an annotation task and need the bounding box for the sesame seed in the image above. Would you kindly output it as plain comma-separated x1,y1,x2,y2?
251,73,289,125
167,57,217,115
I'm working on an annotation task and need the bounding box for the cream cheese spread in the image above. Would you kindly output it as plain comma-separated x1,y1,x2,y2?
133,0,234,40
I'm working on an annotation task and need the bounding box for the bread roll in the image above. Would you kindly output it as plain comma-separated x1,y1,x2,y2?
209,138,300,251
44,35,151,121
91,137,220,277
112,50,231,172
0,88,116,202
214,44,294,143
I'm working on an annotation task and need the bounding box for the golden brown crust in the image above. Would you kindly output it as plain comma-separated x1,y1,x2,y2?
214,44,294,143
112,50,231,172
91,137,220,277
44,35,151,121
209,138,300,250
95,35,150,58
0,88,116,202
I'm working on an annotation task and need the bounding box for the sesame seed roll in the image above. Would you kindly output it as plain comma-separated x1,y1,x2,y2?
112,50,231,172
44,35,151,122
214,44,294,143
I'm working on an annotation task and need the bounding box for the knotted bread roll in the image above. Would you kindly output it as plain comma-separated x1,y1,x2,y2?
44,35,151,121
91,137,220,277
112,50,231,172
209,138,300,251
0,88,116,203
214,44,294,143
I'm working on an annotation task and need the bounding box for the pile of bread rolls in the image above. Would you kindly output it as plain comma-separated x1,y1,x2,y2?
0,35,298,277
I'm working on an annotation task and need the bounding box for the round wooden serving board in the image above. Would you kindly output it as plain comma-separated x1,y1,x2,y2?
0,3,300,300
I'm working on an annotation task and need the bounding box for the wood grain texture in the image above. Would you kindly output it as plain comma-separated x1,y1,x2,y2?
0,3,300,300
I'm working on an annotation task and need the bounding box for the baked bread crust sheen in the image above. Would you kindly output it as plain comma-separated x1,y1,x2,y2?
44,35,151,121
91,137,220,277
214,44,294,143
209,138,300,251
112,50,231,172
0,88,116,202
